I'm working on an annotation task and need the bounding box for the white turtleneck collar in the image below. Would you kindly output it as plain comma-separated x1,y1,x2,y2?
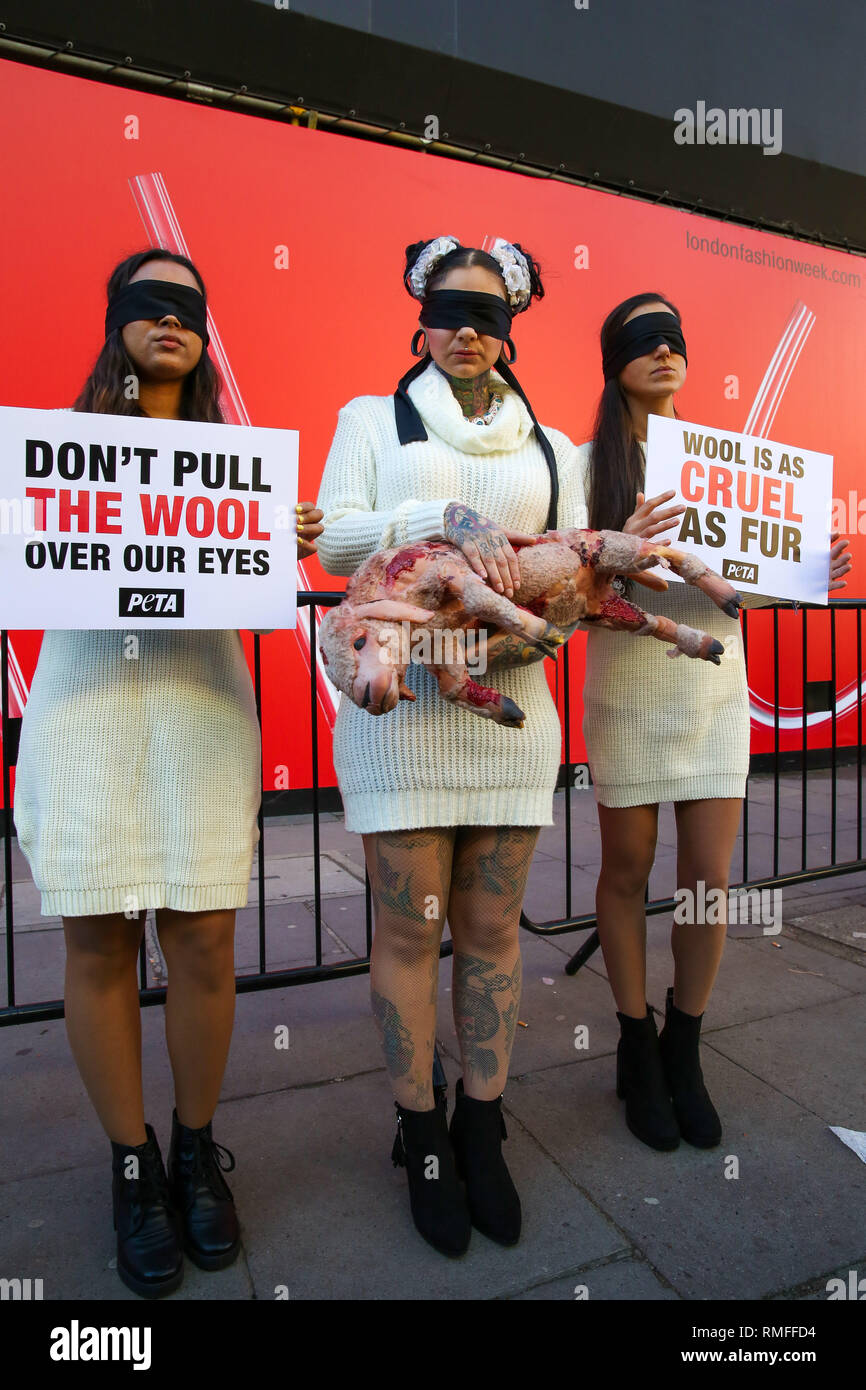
406,359,536,455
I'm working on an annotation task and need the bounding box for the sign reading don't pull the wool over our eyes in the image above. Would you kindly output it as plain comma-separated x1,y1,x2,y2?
0,407,299,629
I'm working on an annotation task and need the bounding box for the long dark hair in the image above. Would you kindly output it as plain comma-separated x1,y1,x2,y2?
73,249,224,422
587,291,682,531
403,241,545,307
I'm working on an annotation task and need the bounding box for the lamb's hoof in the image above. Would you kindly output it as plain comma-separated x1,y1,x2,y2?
706,638,725,665
500,696,526,728
535,623,568,659
721,593,743,618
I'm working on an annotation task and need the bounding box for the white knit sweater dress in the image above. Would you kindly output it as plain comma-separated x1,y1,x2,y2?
15,628,262,917
315,361,588,832
579,440,773,808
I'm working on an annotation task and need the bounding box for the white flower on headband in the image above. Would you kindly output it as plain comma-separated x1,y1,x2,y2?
409,235,461,300
487,238,532,310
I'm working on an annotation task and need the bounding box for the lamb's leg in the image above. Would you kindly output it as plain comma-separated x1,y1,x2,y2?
429,662,526,727
454,573,567,659
593,532,742,618
587,593,725,664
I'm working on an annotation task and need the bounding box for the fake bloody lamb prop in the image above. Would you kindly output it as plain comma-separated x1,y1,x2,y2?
319,529,742,728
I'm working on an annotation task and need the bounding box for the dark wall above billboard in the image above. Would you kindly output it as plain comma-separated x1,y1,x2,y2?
1,0,864,250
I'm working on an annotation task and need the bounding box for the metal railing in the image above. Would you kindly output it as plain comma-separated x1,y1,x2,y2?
2,597,865,1024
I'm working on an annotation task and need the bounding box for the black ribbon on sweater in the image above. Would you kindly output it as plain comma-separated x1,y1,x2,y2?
393,291,559,530
105,280,210,345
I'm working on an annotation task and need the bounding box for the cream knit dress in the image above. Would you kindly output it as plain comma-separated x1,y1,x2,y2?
316,361,588,832
15,402,263,919
579,440,773,808
15,628,262,917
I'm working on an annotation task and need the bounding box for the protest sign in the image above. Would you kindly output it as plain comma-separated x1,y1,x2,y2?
644,415,832,604
0,407,298,628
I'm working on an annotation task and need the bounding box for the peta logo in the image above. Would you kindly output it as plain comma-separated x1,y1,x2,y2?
49,1320,152,1369
674,102,782,156
118,587,184,617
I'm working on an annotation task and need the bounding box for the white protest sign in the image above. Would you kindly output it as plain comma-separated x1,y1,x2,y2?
644,415,832,604
0,407,298,629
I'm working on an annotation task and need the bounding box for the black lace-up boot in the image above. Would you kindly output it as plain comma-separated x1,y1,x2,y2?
449,1079,522,1246
616,1005,681,1151
111,1124,183,1298
658,987,722,1148
391,1093,471,1257
167,1110,240,1269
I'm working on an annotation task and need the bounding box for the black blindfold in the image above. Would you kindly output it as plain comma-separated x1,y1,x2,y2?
420,289,513,340
602,312,686,381
105,279,210,345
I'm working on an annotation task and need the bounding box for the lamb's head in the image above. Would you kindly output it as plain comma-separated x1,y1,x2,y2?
318,598,436,715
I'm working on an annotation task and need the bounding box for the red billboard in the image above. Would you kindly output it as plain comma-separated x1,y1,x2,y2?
1,58,864,804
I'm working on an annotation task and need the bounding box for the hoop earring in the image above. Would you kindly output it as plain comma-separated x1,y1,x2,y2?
502,336,517,364
411,329,427,357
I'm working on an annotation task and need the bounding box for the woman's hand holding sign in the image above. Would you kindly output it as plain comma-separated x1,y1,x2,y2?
296,501,324,559
623,489,686,540
829,531,852,591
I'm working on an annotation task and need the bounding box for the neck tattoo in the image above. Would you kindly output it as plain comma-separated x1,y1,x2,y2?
443,367,493,419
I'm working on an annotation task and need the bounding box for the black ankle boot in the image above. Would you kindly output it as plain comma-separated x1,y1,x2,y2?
449,1079,521,1246
167,1110,240,1270
658,988,722,1148
616,1006,681,1151
391,1093,471,1257
111,1124,183,1299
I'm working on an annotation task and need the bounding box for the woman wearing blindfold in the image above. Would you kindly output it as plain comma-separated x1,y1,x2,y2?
316,236,589,1257
13,248,323,1298
579,292,851,1154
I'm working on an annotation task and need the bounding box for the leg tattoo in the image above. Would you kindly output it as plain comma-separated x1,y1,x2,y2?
371,989,414,1078
453,952,521,1084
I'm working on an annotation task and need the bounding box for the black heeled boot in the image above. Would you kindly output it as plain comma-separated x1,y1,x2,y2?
616,1006,681,1151
111,1124,183,1299
167,1110,240,1270
658,987,722,1148
449,1079,521,1246
391,1093,471,1257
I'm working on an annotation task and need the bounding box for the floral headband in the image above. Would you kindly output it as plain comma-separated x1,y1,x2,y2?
407,235,533,311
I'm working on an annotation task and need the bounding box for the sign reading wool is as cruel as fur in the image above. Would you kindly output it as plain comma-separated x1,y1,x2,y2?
644,414,833,605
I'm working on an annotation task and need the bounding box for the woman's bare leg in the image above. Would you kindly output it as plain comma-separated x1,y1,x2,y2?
595,803,659,1018
446,826,538,1100
363,830,455,1111
62,913,147,1146
156,908,237,1128
672,798,743,1015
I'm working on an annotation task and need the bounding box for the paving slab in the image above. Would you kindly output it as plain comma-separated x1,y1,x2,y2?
231,1065,627,1301
0,1144,255,1301
503,1052,866,1300
786,902,866,953
509,1255,679,1300
580,922,863,1031
708,994,866,1129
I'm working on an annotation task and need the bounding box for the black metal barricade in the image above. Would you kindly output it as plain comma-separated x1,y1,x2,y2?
1,598,864,1024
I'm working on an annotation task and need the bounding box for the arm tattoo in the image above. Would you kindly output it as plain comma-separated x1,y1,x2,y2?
484,631,546,671
444,502,503,559
371,990,414,1078
484,621,581,670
